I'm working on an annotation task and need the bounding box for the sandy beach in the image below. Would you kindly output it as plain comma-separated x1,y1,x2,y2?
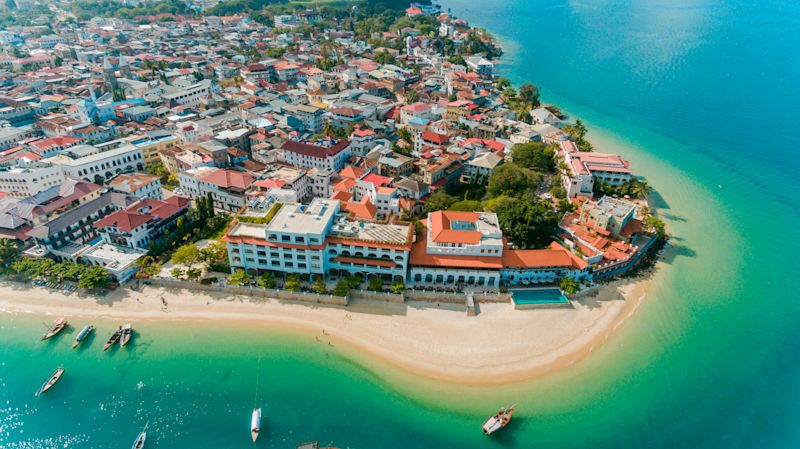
0,276,652,385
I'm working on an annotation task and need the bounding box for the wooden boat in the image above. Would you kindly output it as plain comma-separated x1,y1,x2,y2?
41,317,67,340
119,323,133,347
103,326,123,351
36,368,64,396
72,324,94,349
482,406,514,435
251,408,261,442
131,424,147,449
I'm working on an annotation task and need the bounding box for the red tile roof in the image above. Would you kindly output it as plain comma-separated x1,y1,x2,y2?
282,140,350,158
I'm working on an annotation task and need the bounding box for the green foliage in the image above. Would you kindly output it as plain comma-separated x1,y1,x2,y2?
487,164,542,198
227,269,252,286
285,273,301,292
312,277,328,294
77,266,111,290
69,0,192,21
563,120,594,151
186,268,203,281
391,280,405,294
333,275,361,296
449,200,482,212
495,198,559,249
423,191,458,213
511,142,556,173
200,241,227,265
367,276,384,291
170,267,184,279
135,256,161,279
560,277,580,294
171,243,201,267
518,83,541,108
594,178,651,199
0,239,19,266
237,203,282,224
644,215,668,239
257,272,276,289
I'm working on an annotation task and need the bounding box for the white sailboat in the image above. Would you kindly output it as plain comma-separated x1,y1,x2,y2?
251,408,262,442
482,406,514,435
131,423,147,449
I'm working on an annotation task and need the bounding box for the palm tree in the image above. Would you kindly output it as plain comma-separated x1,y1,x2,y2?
631,179,653,199
0,238,18,266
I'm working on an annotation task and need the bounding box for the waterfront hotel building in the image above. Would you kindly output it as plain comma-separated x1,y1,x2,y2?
223,200,589,288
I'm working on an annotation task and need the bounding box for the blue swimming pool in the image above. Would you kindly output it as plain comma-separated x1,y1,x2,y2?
511,288,569,305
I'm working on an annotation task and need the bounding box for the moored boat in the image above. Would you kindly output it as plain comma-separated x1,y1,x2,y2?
41,317,67,340
482,406,514,435
119,323,133,347
104,326,123,351
251,408,261,442
36,368,64,396
131,424,147,449
72,324,94,349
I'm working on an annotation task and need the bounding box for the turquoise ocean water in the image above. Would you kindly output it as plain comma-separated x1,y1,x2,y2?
3,0,800,447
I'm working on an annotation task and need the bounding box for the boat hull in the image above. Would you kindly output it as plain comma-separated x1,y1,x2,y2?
251,408,261,442
36,368,64,396
72,325,93,349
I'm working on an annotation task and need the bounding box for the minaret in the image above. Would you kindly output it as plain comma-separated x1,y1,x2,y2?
119,54,132,79
102,56,119,94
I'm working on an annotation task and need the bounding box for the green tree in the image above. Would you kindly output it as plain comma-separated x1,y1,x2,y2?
200,241,227,264
487,164,542,198
630,179,653,199
511,142,556,173
367,276,384,291
449,200,482,212
423,191,459,213
285,273,301,292
518,83,541,108
0,238,19,266
560,277,580,294
312,277,327,294
171,243,201,267
257,272,276,289
78,266,111,289
185,268,202,281
644,215,668,239
170,267,184,279
563,120,594,151
391,280,405,294
227,269,252,286
495,198,559,249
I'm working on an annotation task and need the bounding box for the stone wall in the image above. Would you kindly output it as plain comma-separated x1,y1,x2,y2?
140,278,348,306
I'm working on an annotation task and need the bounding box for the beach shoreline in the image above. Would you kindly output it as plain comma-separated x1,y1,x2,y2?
0,272,655,385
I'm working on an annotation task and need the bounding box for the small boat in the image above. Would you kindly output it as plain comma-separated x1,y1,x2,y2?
119,323,133,347
41,317,67,340
251,408,261,442
36,368,64,396
482,406,514,435
103,326,123,351
72,324,94,349
131,424,147,449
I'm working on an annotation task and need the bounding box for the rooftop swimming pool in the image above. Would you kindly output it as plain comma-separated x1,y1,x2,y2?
511,288,570,306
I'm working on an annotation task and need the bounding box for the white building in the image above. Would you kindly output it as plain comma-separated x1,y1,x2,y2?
559,140,632,197
282,139,352,172
107,172,163,200
179,166,255,212
224,198,413,282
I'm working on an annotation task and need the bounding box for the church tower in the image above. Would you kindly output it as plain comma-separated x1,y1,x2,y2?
119,54,133,79
102,56,120,94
